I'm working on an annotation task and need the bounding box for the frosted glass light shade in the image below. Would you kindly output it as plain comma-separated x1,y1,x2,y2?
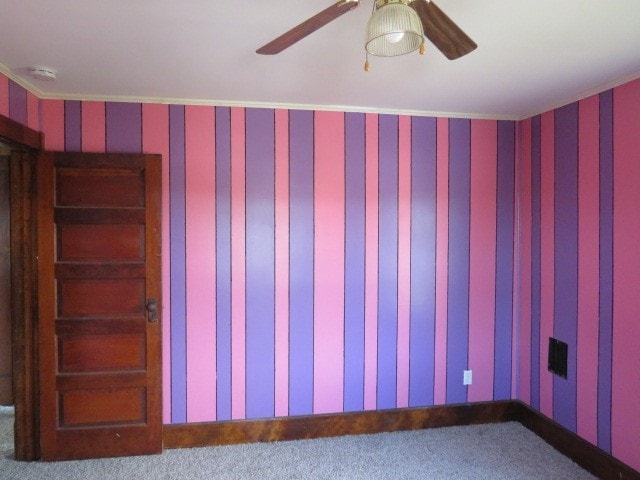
365,1,424,57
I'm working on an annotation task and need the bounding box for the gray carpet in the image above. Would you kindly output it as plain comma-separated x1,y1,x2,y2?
0,406,596,480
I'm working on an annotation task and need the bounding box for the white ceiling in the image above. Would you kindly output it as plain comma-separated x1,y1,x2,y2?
1,0,640,120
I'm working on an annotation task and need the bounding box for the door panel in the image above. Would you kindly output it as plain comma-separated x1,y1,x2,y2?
38,152,162,460
57,224,145,262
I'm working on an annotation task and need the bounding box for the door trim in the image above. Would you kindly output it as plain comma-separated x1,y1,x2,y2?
1,113,43,461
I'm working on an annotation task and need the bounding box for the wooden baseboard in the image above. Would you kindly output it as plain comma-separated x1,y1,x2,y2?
512,401,640,480
163,400,639,480
163,400,515,448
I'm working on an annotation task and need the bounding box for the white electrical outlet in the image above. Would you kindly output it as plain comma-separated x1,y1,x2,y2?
463,370,472,386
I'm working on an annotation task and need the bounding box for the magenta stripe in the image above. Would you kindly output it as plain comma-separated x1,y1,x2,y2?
81,101,106,153
245,108,276,419
26,92,39,131
409,116,437,407
530,115,542,410
64,100,82,152
0,75,8,116
274,109,290,417
396,115,411,408
215,107,232,421
611,79,640,472
313,111,345,414
494,121,515,400
230,107,246,419
185,105,216,422
446,118,471,404
468,120,497,403
141,103,171,423
344,112,366,412
577,95,599,445
288,110,314,415
519,119,533,405
168,104,187,423
597,89,613,453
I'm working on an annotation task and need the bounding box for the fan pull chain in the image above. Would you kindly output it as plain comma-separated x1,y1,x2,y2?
419,42,426,55
364,52,371,71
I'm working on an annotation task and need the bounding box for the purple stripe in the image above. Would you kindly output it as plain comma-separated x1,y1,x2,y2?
597,89,613,453
215,107,232,421
446,118,471,404
530,115,542,410
409,116,437,407
494,121,516,400
8,80,27,125
169,105,187,423
288,110,314,416
245,108,276,418
514,123,522,398
106,102,142,153
64,100,82,152
344,112,366,412
553,103,579,432
377,114,399,409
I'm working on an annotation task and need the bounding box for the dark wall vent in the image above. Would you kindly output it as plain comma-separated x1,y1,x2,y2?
548,337,568,379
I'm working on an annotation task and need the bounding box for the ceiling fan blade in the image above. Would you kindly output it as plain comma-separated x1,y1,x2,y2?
410,0,477,60
257,0,359,55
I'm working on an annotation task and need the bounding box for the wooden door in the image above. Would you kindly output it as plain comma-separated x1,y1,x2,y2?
37,152,162,460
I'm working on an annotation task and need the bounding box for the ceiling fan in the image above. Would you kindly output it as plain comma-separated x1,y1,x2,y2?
256,0,477,61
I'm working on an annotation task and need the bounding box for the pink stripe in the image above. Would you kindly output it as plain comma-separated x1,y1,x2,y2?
539,111,554,419
142,103,171,424
364,113,379,410
26,92,39,131
467,120,498,402
434,117,449,405
185,106,217,422
612,78,640,472
519,119,532,405
511,124,520,400
81,101,106,152
0,74,8,116
230,107,246,419
313,111,345,414
274,109,290,417
576,95,599,445
396,115,411,408
41,99,65,150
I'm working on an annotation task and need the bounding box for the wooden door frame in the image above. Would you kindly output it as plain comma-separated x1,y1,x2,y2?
1,113,44,460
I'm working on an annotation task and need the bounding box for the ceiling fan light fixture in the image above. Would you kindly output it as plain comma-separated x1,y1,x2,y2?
365,0,424,57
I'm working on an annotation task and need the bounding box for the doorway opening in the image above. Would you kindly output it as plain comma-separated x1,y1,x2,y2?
0,147,11,408
0,115,44,461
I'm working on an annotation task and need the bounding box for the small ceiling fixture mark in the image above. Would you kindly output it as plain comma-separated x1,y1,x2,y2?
29,66,57,81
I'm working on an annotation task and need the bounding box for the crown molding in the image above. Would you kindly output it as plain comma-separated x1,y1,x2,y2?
2,61,639,122
0,62,519,121
0,63,45,98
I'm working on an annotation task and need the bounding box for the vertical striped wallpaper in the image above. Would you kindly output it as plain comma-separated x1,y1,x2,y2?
3,69,638,472
0,74,40,131
519,78,640,471
32,94,517,426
